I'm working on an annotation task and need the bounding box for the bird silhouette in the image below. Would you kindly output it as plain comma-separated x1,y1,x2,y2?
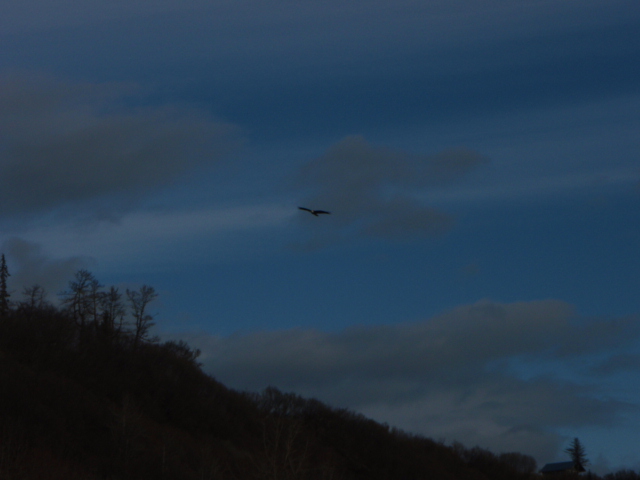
298,207,331,216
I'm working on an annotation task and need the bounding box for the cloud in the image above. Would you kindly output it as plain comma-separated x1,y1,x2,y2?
178,300,640,464
2,237,91,300
0,73,239,220
0,203,295,272
590,353,640,376
291,136,487,246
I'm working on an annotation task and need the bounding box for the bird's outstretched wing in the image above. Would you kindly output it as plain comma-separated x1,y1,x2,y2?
298,207,331,216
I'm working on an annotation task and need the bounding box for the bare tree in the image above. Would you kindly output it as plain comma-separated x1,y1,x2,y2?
21,285,48,310
60,270,102,328
259,415,310,480
99,286,126,338
87,274,103,326
126,285,158,348
253,387,313,480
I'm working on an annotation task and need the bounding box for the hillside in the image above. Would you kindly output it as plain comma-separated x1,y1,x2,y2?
0,269,586,479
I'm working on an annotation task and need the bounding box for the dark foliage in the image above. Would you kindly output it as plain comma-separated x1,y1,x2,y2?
605,471,640,480
0,269,636,479
0,254,9,317
565,437,590,471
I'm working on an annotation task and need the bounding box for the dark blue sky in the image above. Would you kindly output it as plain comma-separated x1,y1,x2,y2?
1,0,639,471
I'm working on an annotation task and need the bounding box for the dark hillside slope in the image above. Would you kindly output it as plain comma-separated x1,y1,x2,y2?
0,301,538,480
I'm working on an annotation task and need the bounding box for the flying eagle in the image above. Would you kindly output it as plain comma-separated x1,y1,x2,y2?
298,207,331,216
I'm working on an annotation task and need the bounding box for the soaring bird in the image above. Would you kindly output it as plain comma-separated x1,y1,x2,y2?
298,207,331,216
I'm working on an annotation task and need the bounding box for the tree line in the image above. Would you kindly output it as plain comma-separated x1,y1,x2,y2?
0,254,159,351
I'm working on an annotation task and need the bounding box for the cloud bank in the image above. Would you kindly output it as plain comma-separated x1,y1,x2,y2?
0,203,296,273
292,135,487,247
179,300,640,465
0,73,239,220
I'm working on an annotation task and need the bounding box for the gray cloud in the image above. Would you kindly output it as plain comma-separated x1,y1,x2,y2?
193,300,574,388
0,73,239,219
292,136,486,246
590,353,640,376
2,237,91,301
178,300,640,464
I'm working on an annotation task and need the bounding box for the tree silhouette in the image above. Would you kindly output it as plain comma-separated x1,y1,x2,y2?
21,285,48,310
0,254,10,317
60,269,101,329
99,286,126,338
565,437,589,471
126,285,157,348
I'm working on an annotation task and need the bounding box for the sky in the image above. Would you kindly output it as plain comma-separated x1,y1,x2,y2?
1,0,639,473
